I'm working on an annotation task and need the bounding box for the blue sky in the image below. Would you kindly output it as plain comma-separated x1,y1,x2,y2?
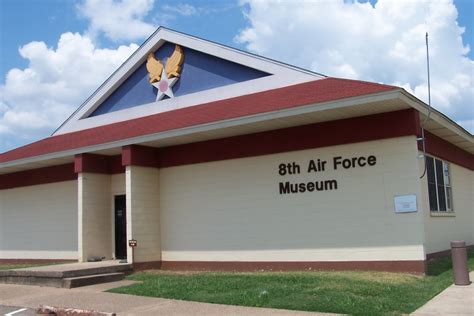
0,0,473,153
0,0,248,82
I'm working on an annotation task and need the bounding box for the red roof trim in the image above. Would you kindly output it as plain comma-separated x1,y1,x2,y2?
0,164,76,190
122,145,159,168
74,154,124,174
420,132,474,170
159,109,420,167
1,78,397,164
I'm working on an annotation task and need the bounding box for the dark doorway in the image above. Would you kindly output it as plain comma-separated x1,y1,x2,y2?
114,195,127,259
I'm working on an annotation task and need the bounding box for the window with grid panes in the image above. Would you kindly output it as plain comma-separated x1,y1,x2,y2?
426,156,453,212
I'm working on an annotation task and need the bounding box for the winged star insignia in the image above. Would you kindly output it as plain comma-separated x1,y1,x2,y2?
146,44,184,101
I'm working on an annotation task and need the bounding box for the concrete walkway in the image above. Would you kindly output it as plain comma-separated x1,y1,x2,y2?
412,271,474,316
0,281,336,316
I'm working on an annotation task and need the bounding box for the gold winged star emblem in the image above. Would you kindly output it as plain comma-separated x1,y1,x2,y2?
146,44,184,101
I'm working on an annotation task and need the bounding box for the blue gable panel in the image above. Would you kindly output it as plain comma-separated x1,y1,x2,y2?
89,42,270,117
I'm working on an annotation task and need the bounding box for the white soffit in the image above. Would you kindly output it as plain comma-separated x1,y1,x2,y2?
54,27,323,135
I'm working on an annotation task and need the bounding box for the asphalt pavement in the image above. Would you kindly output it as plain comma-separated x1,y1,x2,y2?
0,305,36,316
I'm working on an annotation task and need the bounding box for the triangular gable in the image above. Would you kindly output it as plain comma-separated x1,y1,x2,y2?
54,27,323,135
89,42,270,117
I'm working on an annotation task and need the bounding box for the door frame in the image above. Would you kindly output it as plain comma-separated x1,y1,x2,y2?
112,194,127,260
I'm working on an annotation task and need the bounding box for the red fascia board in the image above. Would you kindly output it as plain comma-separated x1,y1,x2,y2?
0,78,397,164
420,132,474,170
122,145,159,168
158,109,420,167
109,155,125,174
74,153,124,174
0,164,76,190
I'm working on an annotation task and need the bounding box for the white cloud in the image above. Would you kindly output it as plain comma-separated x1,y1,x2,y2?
154,3,199,25
77,0,156,42
1,0,204,152
0,32,138,150
162,4,197,16
237,0,474,133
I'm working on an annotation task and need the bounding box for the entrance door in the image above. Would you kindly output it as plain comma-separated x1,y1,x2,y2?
114,195,127,259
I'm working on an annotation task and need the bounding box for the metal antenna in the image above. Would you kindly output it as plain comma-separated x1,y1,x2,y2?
419,32,432,179
425,32,432,122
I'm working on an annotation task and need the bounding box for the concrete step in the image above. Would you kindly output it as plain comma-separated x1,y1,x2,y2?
0,274,64,287
60,264,132,278
62,272,125,288
0,263,132,279
0,262,132,288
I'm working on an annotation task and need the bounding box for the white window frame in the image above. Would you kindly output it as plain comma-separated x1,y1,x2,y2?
427,156,454,213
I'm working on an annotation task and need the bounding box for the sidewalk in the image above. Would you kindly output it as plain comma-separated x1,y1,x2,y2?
412,271,474,315
0,281,336,316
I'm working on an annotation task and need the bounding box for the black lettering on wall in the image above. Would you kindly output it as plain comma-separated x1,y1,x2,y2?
279,180,338,195
368,155,376,166
325,180,338,190
333,156,342,170
279,182,290,194
278,155,375,195
278,163,287,176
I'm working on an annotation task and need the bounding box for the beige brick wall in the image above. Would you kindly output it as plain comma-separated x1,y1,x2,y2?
126,166,160,263
0,181,78,260
78,173,112,261
159,136,426,262
421,158,474,255
111,173,125,196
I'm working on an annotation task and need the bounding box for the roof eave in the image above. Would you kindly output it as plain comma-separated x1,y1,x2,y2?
0,89,403,171
398,90,474,142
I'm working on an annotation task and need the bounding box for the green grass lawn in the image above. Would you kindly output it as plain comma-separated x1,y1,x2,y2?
0,263,63,270
109,250,474,315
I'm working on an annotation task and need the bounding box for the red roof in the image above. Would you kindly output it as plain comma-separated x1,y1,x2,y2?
0,78,398,164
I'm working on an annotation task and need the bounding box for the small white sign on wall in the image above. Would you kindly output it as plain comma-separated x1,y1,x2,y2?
394,194,417,213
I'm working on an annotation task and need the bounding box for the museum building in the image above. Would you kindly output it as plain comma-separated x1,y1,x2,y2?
0,28,472,273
